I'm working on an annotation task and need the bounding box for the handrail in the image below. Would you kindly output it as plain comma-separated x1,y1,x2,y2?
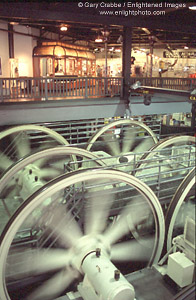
130,77,196,91
1,76,196,102
0,76,123,102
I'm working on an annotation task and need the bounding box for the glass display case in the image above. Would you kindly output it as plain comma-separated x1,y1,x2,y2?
33,42,96,77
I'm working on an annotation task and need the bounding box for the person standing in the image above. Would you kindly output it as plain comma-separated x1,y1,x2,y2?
97,65,102,77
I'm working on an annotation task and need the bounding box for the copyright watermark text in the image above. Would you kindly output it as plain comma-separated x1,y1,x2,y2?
77,2,186,17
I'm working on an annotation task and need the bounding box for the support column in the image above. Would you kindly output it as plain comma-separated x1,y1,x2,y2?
150,44,153,78
8,24,14,58
105,42,108,78
122,27,132,102
105,41,108,95
191,103,196,134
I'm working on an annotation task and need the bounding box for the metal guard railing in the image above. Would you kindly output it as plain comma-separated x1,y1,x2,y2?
130,77,196,91
1,76,196,101
0,77,123,101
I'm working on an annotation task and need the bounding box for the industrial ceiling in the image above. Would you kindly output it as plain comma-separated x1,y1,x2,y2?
0,2,196,50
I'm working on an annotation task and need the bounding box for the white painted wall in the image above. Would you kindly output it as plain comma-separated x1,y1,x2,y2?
0,22,9,77
14,25,36,77
0,23,40,77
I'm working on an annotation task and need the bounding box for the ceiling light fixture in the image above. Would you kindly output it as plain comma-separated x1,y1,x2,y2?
95,36,103,43
189,6,196,10
10,21,19,25
60,25,68,31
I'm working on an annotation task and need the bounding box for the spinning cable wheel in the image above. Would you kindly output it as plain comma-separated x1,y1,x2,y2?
86,119,158,170
0,125,70,235
0,147,106,234
133,136,195,240
135,135,195,181
136,135,195,168
0,169,165,300
165,167,195,252
0,125,70,176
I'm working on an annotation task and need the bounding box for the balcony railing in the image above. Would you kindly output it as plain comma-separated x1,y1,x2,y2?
0,77,123,102
1,76,196,102
130,77,196,90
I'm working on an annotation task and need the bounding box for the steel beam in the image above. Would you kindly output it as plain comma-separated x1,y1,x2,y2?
129,92,192,115
0,97,127,126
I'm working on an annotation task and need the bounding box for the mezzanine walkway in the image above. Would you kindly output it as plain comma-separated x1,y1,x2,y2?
0,76,195,126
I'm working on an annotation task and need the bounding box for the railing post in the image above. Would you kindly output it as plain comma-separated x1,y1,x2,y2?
194,79,196,89
0,79,3,102
45,78,48,100
85,78,88,98
160,77,163,88
120,77,123,97
104,77,108,96
189,78,192,91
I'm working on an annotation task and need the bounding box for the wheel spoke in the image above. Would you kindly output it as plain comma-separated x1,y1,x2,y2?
111,237,154,262
122,127,136,153
8,248,71,277
12,132,31,158
104,214,131,245
104,198,151,245
102,132,120,156
27,269,77,300
0,151,14,171
134,137,154,153
48,205,83,247
84,190,114,235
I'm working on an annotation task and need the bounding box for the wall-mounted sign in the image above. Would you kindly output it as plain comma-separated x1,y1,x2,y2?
163,51,196,59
